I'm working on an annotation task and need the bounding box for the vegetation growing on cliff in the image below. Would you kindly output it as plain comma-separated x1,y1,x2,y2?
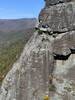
0,29,35,84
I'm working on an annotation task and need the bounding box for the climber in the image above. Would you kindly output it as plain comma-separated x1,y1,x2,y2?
35,24,53,36
42,24,49,28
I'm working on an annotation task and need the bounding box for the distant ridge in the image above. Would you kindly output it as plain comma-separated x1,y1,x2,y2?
0,18,36,32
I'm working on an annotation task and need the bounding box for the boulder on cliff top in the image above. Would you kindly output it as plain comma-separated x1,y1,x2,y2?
45,0,72,6
39,2,75,32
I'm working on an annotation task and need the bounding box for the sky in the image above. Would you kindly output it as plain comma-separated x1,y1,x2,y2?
0,0,45,19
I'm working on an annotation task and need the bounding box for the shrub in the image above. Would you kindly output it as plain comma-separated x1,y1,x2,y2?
49,84,56,92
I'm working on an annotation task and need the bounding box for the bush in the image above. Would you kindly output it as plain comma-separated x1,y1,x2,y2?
49,84,56,92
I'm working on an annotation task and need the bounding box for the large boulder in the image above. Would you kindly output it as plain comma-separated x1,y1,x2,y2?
45,0,72,6
39,2,75,32
53,31,75,50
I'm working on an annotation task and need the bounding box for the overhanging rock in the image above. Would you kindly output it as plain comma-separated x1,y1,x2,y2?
53,31,75,60
39,2,75,32
45,0,72,6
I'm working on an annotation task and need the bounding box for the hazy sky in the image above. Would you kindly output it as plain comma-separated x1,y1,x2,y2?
0,0,44,19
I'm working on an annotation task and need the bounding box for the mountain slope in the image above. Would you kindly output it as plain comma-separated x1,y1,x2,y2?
0,18,36,83
0,18,36,32
0,18,36,47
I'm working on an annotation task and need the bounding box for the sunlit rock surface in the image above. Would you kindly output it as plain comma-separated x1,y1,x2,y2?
39,2,75,32
0,33,55,100
0,0,75,100
45,0,72,6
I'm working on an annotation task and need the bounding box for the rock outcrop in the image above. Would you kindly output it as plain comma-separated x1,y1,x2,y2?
39,1,75,32
0,0,75,100
45,0,72,6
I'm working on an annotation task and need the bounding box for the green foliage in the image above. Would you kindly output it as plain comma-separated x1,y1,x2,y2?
0,38,26,84
49,84,56,92
64,81,75,94
64,86,71,92
0,28,35,84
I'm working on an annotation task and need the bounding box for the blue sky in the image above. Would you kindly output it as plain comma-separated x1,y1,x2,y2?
0,0,44,19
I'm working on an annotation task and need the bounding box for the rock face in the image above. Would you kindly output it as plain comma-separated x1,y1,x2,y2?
39,2,75,32
0,0,75,100
45,0,72,6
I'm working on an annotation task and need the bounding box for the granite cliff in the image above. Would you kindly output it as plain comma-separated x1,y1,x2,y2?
0,0,75,100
